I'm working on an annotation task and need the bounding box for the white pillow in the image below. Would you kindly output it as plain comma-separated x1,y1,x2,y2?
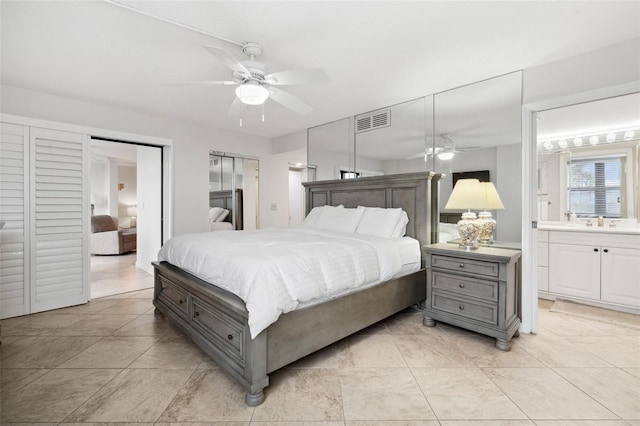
314,206,364,233
215,209,230,222
302,205,343,229
356,207,408,238
209,207,224,222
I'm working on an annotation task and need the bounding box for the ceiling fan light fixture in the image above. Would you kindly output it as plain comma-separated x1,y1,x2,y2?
235,83,269,105
437,150,455,161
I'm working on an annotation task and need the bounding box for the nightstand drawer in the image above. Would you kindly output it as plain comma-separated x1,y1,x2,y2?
432,271,498,301
432,255,499,277
432,292,498,325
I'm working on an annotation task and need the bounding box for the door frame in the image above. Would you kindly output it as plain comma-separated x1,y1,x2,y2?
521,81,640,333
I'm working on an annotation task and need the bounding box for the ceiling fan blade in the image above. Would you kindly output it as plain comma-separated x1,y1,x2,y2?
268,87,314,115
265,68,329,85
167,80,238,86
228,97,247,117
202,45,251,79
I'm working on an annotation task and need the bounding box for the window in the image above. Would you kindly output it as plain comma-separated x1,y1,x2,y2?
567,156,623,217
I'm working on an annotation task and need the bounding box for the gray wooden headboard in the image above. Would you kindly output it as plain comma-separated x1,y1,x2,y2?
209,189,244,230
302,172,441,248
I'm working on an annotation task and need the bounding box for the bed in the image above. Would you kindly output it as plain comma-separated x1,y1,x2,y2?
153,172,440,406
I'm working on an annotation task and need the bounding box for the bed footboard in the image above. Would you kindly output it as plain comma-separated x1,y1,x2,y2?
152,261,268,406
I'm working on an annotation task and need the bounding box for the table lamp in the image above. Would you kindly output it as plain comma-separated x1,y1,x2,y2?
444,179,487,250
477,182,505,245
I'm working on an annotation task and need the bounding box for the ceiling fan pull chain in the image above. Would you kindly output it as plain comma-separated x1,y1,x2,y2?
262,104,265,122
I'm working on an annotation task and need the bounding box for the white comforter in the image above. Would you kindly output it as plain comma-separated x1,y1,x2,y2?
157,228,404,338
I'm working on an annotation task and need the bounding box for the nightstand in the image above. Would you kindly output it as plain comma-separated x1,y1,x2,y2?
422,243,522,351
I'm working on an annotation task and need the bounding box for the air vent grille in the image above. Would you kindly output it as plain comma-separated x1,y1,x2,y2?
355,110,391,133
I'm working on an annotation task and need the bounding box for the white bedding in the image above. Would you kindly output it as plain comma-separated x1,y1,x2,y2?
209,221,233,232
157,228,419,338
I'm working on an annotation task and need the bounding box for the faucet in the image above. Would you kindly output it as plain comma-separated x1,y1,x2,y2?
585,219,593,227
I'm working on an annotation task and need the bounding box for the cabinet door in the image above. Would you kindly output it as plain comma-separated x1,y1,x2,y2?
537,266,549,292
601,247,640,307
30,127,89,313
549,243,600,300
0,123,30,318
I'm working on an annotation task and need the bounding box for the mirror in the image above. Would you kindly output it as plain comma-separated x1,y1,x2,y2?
209,153,259,230
307,117,353,181
435,71,523,242
354,96,432,176
537,92,640,221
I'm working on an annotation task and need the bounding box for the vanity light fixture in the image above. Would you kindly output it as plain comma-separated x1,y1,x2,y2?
543,141,554,150
572,137,583,147
235,82,269,106
606,132,616,142
589,135,599,145
624,130,636,140
557,139,568,149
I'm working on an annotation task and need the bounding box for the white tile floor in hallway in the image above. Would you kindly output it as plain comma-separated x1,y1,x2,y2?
1,288,639,425
91,251,154,298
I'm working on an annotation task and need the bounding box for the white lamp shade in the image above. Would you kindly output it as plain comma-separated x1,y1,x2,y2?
479,182,505,210
235,83,269,105
445,179,486,210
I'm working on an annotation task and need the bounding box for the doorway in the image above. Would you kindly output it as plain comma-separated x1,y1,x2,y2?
89,138,163,298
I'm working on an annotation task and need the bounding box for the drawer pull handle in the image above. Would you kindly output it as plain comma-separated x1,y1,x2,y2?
227,334,234,340
459,263,465,268
179,299,184,304
459,305,465,311
603,249,609,253
194,311,200,317
459,283,465,288
594,248,599,252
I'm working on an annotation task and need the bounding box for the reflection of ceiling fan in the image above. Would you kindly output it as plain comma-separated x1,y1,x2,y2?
174,42,328,116
408,134,483,161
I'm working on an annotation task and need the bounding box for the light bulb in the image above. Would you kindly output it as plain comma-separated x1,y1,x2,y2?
606,133,616,143
624,130,635,140
557,139,567,149
572,137,583,147
235,83,269,105
543,141,554,150
589,135,599,145
437,151,454,160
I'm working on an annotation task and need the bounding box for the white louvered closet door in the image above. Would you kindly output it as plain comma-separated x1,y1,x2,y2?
0,123,30,319
30,127,89,313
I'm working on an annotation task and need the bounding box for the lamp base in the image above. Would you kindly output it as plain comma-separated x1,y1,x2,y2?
456,211,481,250
477,211,496,246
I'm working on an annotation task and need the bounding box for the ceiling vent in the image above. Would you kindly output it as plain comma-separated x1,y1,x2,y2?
355,110,391,133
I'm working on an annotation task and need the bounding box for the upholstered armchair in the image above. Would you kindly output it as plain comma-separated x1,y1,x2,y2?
90,215,136,255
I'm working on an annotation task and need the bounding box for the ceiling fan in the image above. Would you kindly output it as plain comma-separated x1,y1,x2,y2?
175,42,328,116
409,134,483,161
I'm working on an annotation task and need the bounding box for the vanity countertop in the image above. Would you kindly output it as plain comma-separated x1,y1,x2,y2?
538,220,640,235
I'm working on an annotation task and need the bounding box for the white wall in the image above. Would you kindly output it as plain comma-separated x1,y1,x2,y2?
523,38,640,105
260,148,306,229
1,84,272,236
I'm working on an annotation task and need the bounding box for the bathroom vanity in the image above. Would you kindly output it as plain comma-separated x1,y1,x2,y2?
538,221,640,312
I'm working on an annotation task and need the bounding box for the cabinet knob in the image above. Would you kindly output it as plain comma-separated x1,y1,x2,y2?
459,305,465,311
179,299,184,304
194,311,200,317
459,283,465,288
227,334,234,340
459,263,465,268
603,249,609,253
593,248,599,252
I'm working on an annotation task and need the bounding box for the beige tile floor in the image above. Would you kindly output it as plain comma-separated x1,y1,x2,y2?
91,252,154,298
1,291,639,425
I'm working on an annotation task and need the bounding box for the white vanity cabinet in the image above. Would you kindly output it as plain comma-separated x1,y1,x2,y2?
537,230,549,292
545,230,640,310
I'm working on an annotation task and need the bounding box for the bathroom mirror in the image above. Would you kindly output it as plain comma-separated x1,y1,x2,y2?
537,92,640,221
209,152,259,230
354,96,433,176
434,71,523,242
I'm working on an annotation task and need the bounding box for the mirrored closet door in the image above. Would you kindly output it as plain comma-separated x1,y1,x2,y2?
209,152,259,231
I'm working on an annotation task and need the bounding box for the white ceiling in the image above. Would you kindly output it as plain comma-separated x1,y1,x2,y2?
2,1,639,140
